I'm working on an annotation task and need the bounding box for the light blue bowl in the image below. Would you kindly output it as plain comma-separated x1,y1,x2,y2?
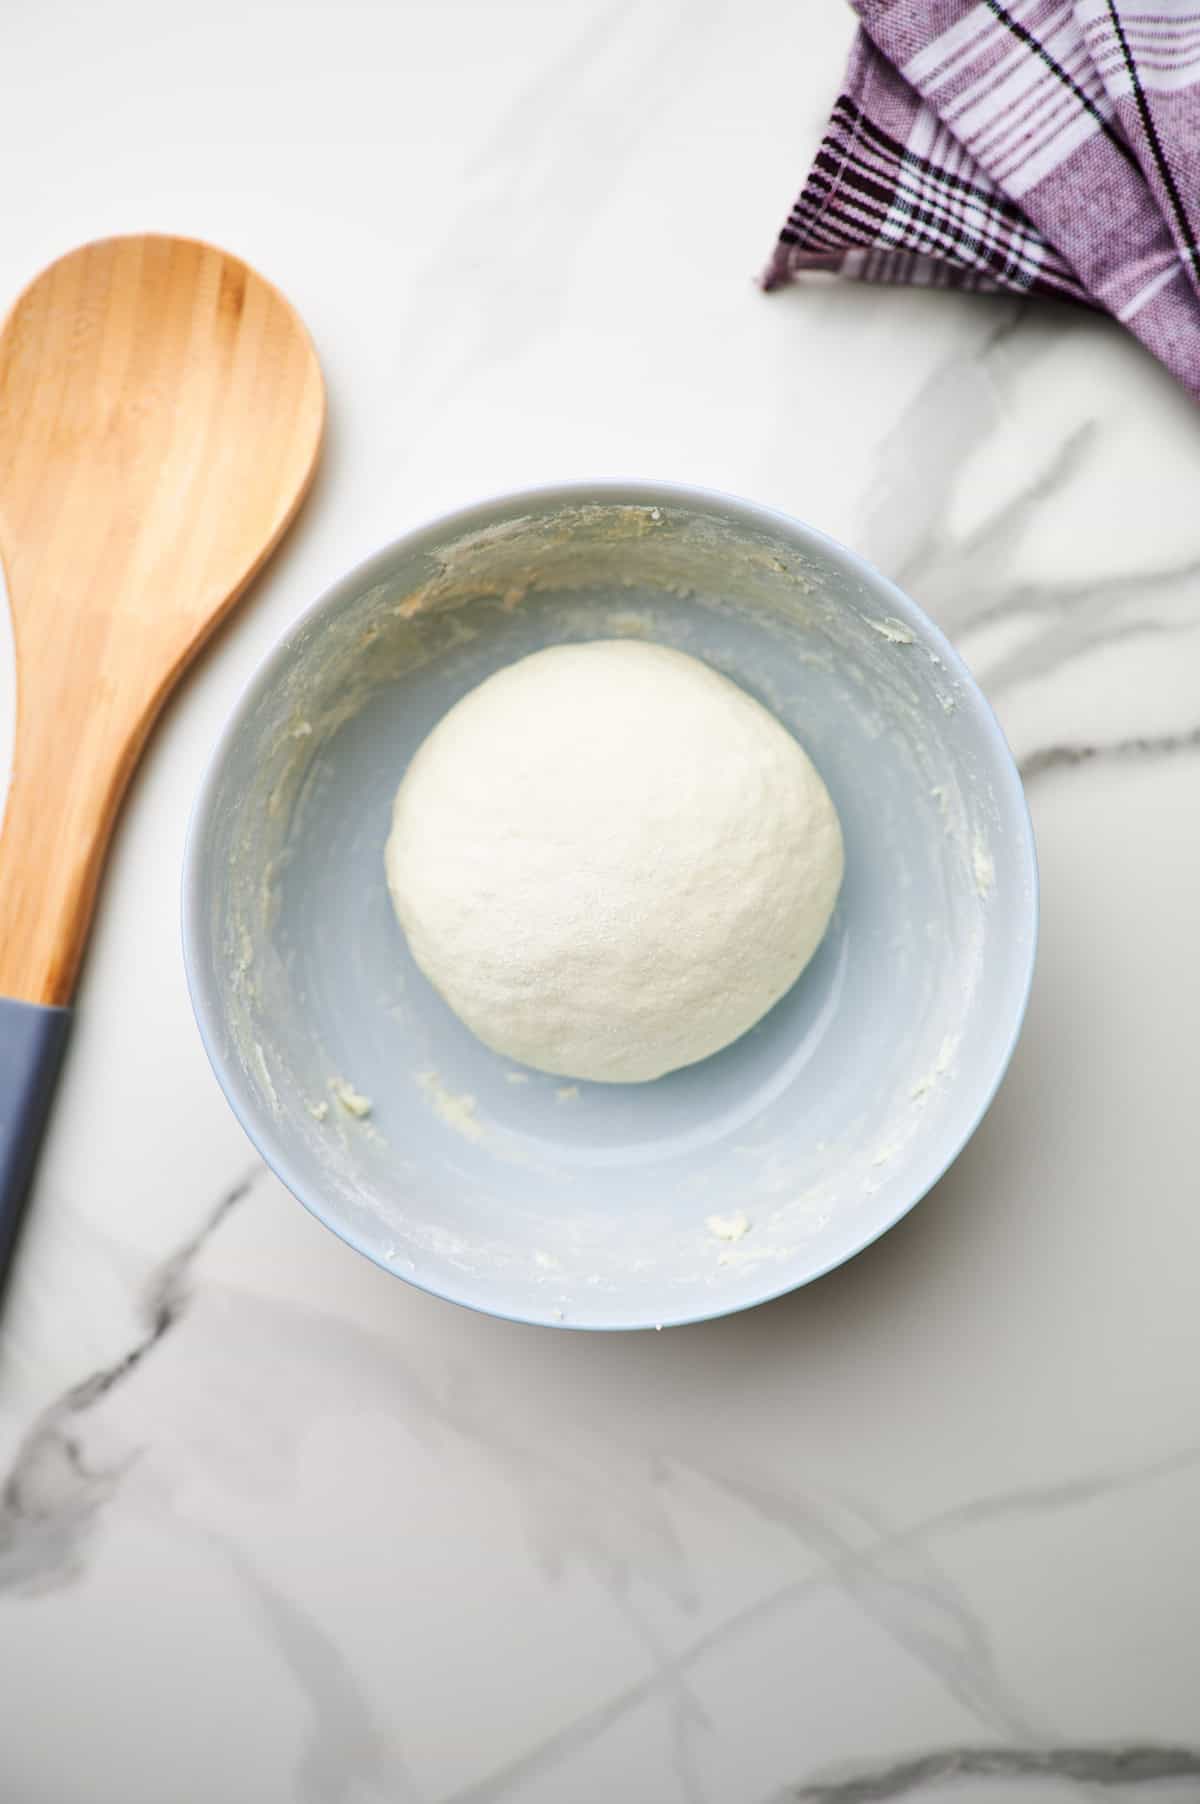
183,482,1037,1330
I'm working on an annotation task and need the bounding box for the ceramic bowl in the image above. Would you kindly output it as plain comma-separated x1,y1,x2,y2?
183,482,1037,1329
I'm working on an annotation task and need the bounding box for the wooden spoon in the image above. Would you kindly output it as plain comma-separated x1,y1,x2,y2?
0,233,324,1280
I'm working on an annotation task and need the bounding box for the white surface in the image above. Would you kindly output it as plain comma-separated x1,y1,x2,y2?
2,2,1200,1800
386,640,843,1083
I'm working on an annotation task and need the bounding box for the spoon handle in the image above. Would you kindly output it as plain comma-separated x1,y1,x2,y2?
0,997,71,1288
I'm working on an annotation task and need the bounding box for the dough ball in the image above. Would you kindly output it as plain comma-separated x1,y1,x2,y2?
385,640,843,1083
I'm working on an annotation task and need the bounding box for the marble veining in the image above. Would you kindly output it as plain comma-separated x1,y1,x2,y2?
2,0,1199,1798
0,1168,264,1596
1020,724,1200,784
6,1142,1200,1800
781,1746,1200,1803
212,1536,423,1804
433,1424,1200,1801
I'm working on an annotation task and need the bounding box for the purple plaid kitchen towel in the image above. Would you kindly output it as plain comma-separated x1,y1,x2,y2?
764,0,1200,398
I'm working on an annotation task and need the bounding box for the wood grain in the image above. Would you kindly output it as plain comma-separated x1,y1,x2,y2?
0,235,324,1004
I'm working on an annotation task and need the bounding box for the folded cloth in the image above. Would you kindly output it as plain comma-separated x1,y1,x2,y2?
764,0,1200,398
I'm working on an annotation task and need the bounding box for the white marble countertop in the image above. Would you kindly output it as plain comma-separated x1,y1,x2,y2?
3,3,1200,1800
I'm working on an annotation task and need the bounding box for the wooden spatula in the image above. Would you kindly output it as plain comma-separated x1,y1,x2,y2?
0,234,324,1282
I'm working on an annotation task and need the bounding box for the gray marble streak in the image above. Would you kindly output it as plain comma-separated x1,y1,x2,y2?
777,1744,1200,1803
388,1374,1042,1782
214,1538,421,1804
705,1470,1044,1742
0,1164,265,1595
986,607,1200,706
1020,724,1200,784
860,303,1030,586
946,543,1200,635
869,1440,1200,1563
615,1591,712,1804
445,1432,1200,1804
445,1668,662,1804
386,0,726,420
5,1188,1194,1804
959,552,1200,703
893,418,1096,621
435,1362,698,1614
860,302,1200,748
447,1549,928,1804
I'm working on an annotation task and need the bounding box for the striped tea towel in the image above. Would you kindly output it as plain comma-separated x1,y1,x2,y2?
764,0,1200,398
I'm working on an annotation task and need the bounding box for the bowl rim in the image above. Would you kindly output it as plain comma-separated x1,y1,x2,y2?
182,477,1039,1332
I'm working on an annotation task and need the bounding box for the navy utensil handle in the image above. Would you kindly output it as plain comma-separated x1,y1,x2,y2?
0,996,71,1284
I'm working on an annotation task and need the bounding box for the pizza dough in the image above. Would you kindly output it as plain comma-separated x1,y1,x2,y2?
385,641,844,1083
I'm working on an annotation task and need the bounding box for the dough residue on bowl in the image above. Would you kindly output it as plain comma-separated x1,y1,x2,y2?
417,1069,482,1141
706,1210,751,1242
331,1077,372,1118
205,496,1012,1313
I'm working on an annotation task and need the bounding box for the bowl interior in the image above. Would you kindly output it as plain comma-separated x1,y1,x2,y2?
184,486,1036,1328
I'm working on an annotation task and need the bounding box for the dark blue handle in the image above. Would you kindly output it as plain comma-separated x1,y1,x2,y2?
0,996,71,1285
